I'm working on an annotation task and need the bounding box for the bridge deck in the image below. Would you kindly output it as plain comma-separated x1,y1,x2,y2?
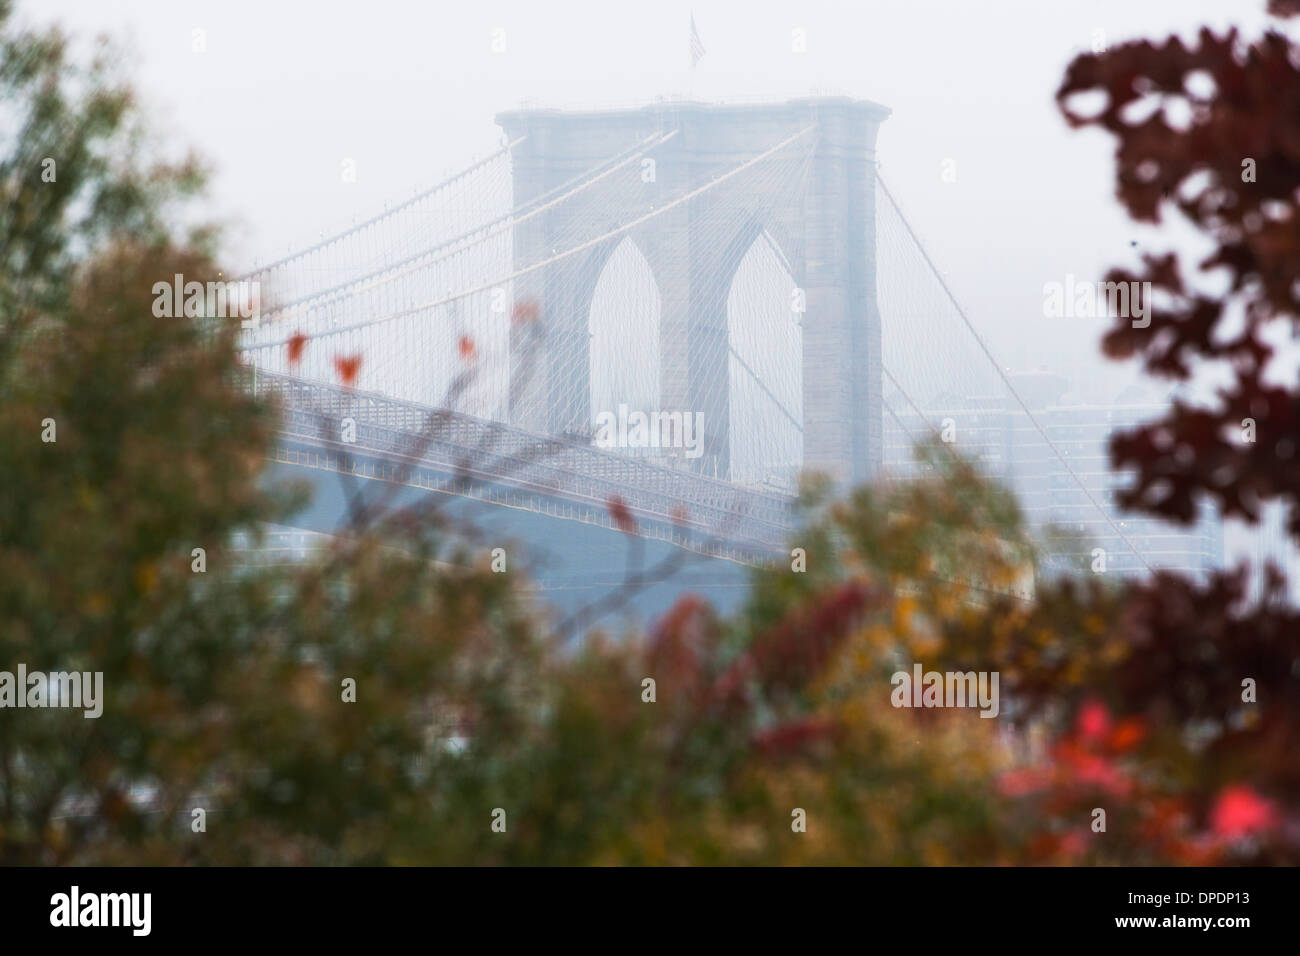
253,370,797,565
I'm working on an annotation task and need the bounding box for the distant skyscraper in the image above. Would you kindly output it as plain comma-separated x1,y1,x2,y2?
883,371,1224,579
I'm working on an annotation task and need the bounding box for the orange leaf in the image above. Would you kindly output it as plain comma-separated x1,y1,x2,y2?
458,335,476,362
333,353,362,386
1108,717,1146,753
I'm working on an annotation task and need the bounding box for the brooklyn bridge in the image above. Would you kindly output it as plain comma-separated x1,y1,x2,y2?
236,97,1127,615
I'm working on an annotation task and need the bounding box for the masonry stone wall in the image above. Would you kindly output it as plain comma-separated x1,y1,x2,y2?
496,97,889,485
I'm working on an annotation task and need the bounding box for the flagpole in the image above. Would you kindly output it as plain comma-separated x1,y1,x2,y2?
688,13,705,99
688,13,694,98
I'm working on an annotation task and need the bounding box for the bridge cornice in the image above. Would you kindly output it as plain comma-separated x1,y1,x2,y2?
495,95,891,129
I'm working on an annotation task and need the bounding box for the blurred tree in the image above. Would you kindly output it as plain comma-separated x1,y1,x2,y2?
0,2,541,864
1058,15,1300,536
2,0,1297,866
0,1,1024,863
1000,0,1300,864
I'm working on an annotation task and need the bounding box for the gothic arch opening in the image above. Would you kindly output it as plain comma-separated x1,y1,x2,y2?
587,237,661,453
726,229,803,490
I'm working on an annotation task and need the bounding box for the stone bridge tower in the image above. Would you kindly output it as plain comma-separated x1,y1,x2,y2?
496,96,889,485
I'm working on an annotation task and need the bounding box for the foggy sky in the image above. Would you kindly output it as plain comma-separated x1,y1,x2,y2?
23,0,1291,569
26,1,1277,381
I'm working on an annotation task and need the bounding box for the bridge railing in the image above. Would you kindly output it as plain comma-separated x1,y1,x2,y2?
252,370,796,552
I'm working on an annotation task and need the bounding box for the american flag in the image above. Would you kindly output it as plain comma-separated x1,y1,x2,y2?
689,14,706,69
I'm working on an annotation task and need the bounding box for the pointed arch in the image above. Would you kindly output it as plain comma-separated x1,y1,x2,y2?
726,228,803,490
588,237,661,434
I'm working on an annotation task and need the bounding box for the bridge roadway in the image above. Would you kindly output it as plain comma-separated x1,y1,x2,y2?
251,370,797,618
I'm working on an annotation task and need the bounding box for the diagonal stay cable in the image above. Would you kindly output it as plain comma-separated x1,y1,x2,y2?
876,172,1152,573
729,345,801,433
238,138,526,282
243,125,819,351
881,364,954,451
257,130,680,323
704,136,819,439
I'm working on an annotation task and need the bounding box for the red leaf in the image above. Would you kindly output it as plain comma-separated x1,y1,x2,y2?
752,717,839,756
997,767,1052,798
1077,699,1110,742
1063,748,1131,797
1108,717,1146,753
1058,830,1088,859
333,354,362,386
1210,785,1278,839
287,331,308,366
722,580,879,700
646,594,710,688
607,495,636,534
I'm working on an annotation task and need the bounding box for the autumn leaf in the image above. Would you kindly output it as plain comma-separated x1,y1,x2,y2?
719,580,880,703
645,594,711,691
1057,27,1300,535
607,495,636,534
997,767,1052,798
1108,717,1146,753
287,331,308,365
1076,699,1110,742
1210,785,1278,839
333,353,362,386
133,561,159,597
752,717,840,757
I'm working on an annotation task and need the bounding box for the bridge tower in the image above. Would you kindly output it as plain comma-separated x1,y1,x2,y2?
497,97,890,486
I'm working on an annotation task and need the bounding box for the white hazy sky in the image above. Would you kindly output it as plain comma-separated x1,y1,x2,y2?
23,0,1281,392
20,0,1292,568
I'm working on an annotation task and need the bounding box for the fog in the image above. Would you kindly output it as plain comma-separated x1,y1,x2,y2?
25,0,1293,577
